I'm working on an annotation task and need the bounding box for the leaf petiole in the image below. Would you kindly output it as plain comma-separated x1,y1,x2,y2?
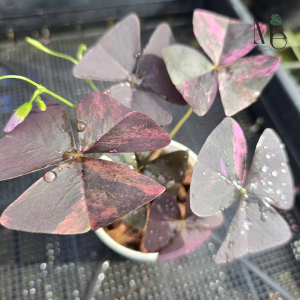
29,89,42,104
0,75,77,109
26,37,99,92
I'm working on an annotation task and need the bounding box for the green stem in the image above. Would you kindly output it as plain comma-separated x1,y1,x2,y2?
169,108,193,139
26,37,99,92
77,44,87,61
26,37,78,65
86,79,99,92
0,75,76,109
29,89,41,104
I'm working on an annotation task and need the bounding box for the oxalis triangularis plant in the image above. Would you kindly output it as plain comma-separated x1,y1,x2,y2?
0,9,292,262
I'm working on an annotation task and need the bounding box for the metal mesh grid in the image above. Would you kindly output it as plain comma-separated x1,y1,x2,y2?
0,23,299,300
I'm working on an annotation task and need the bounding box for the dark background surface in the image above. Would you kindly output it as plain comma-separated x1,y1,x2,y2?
1,0,300,299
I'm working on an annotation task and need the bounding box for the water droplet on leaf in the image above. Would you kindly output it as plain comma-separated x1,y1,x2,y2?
279,143,285,149
77,121,86,132
272,171,278,177
44,171,57,183
261,165,268,172
244,219,252,230
265,154,271,159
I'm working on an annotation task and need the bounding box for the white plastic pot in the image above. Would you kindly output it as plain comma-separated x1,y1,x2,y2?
95,140,197,262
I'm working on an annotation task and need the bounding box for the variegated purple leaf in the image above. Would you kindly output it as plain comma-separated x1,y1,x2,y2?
245,129,294,210
144,193,181,252
0,102,75,181
214,197,292,264
0,158,165,234
162,45,217,116
218,55,280,116
73,14,140,81
158,214,223,261
109,83,172,125
76,92,171,153
193,9,267,66
138,23,186,105
190,117,247,217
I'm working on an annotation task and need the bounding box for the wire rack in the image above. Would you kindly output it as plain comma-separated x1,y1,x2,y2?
0,21,300,300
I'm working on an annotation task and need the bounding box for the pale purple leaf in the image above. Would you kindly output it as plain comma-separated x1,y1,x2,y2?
245,129,294,210
218,55,280,116
162,44,217,116
193,9,267,66
214,197,292,264
190,117,247,217
73,14,140,81
109,83,172,125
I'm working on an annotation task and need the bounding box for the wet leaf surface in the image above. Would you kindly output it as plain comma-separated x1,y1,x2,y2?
142,151,189,196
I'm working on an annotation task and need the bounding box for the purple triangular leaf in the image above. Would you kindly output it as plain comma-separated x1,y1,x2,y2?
144,193,181,252
138,23,186,106
214,198,291,264
0,102,75,181
0,158,165,234
193,9,267,66
218,55,280,116
245,129,294,210
109,83,173,125
73,14,140,81
190,117,247,217
162,44,217,116
76,92,170,153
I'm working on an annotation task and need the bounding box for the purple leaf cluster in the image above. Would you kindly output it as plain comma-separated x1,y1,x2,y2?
0,92,171,234
162,9,280,116
190,117,294,263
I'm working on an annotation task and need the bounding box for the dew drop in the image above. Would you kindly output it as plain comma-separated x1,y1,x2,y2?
244,219,252,230
134,52,140,58
282,183,287,187
220,206,225,212
261,165,268,173
104,89,111,94
44,171,57,183
279,143,285,149
120,83,124,87
263,146,268,149
276,189,282,195
77,121,86,132
203,172,206,175
271,171,278,177
158,236,163,241
150,230,153,235
281,169,287,173
254,91,260,97
265,154,271,159
281,162,286,167
281,195,286,201
109,149,117,153
261,213,268,222
292,224,299,232
125,82,131,87
268,181,273,185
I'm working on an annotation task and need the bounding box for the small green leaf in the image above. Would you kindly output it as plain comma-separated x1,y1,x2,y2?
270,14,283,26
